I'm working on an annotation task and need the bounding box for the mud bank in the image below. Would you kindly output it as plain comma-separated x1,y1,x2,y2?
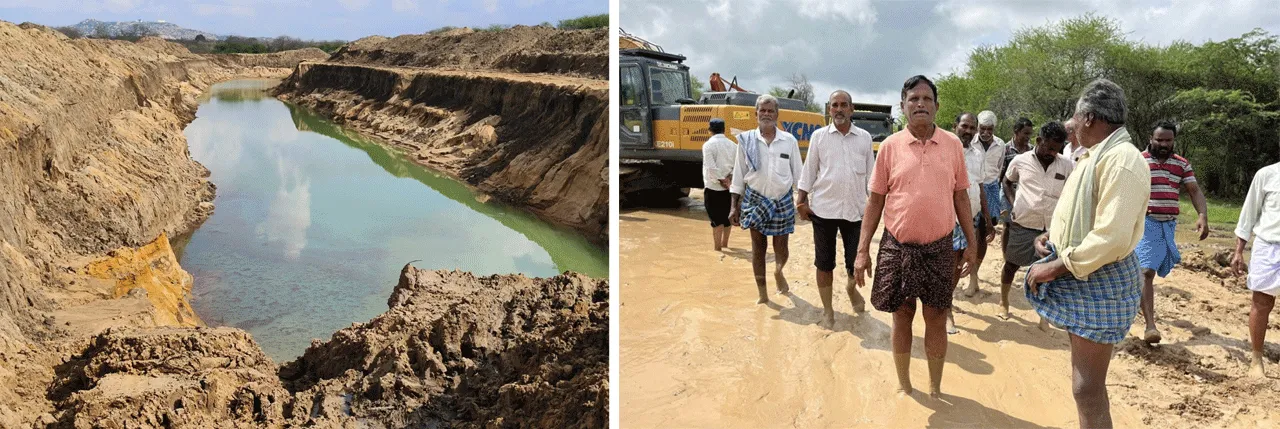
0,20,315,426
47,266,607,428
272,27,608,243
0,21,607,428
331,26,607,79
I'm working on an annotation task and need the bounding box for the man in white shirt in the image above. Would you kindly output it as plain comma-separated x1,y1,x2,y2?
1232,161,1280,378
976,110,1008,227
955,113,996,300
1062,117,1087,165
797,90,875,327
729,94,803,305
702,118,736,251
947,112,993,333
1001,121,1072,322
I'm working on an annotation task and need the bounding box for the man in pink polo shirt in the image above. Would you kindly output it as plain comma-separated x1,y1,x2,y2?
854,75,977,398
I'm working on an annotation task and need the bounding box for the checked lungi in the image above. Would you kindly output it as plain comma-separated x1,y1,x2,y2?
1024,244,1142,344
739,186,796,236
982,181,1007,222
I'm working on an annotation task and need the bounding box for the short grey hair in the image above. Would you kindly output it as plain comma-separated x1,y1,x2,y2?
1075,78,1127,125
829,90,851,103
977,110,997,126
756,94,779,111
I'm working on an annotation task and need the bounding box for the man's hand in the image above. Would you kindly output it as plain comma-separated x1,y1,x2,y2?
1232,251,1248,276
958,247,978,277
1026,258,1066,294
1034,232,1051,257
1196,214,1210,241
797,202,812,221
985,219,997,244
729,208,741,227
719,178,732,189
854,251,872,288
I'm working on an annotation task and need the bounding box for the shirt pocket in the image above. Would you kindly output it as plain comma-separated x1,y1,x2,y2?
1045,169,1066,199
773,153,793,182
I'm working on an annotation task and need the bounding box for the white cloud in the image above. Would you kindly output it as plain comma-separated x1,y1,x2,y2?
391,0,418,12
256,155,312,260
796,0,877,25
622,0,1277,113
337,0,370,11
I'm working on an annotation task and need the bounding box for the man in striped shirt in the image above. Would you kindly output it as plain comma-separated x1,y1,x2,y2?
1135,121,1209,344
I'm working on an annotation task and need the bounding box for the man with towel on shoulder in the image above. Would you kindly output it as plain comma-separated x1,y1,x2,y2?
729,94,803,305
1024,78,1149,429
1000,121,1072,322
1232,159,1280,379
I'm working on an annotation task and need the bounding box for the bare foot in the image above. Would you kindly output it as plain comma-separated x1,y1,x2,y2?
775,271,790,294
998,304,1011,321
821,310,835,328
896,386,913,397
1143,328,1162,345
946,314,959,335
1038,317,1052,333
756,296,769,305
1250,355,1266,379
962,281,978,298
846,284,866,313
714,245,723,251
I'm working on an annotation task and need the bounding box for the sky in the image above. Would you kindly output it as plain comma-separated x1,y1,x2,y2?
621,0,1280,116
0,0,606,40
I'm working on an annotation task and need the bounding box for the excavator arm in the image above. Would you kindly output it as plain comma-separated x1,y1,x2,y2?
708,72,750,93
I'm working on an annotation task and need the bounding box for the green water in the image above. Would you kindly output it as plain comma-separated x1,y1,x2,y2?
177,79,606,361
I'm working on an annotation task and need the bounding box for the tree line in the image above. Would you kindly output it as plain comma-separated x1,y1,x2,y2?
428,13,609,34
935,14,1279,200
52,24,346,54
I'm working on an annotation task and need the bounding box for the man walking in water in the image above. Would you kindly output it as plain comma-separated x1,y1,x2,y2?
1025,79,1149,429
702,118,736,251
1135,121,1210,344
730,94,803,304
1232,159,1280,378
855,75,976,397
797,90,875,327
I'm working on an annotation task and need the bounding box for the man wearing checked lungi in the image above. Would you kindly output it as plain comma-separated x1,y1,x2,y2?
1135,121,1210,344
854,75,977,398
729,94,803,305
1231,160,1280,379
1025,78,1150,429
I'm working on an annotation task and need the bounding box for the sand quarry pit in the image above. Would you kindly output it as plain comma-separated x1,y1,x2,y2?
619,190,1280,428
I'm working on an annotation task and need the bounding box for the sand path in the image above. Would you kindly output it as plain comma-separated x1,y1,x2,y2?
620,191,1280,428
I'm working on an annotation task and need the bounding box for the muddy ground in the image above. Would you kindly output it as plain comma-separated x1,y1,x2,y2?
619,189,1280,428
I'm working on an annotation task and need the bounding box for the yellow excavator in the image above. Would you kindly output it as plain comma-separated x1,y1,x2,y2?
618,30,822,204
618,30,894,204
